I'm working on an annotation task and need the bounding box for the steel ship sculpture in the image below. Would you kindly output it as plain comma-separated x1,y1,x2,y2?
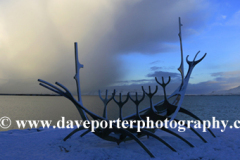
38,18,215,158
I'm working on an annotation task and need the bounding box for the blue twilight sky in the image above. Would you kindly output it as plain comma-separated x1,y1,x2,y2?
0,0,239,94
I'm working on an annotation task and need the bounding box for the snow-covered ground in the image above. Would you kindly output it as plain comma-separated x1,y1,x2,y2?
0,127,239,160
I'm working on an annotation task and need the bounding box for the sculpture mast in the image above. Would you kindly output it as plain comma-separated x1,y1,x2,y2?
74,42,87,120
178,17,184,89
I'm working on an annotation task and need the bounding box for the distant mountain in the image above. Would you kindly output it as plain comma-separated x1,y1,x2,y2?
209,86,240,95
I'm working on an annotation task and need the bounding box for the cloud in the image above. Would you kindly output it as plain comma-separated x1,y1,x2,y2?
149,60,162,65
211,71,240,78
176,70,240,94
147,71,180,79
226,10,240,26
222,15,227,19
115,79,154,85
0,0,210,93
107,70,183,95
180,70,240,94
107,69,240,95
107,78,179,95
150,66,162,71
209,70,240,89
150,66,175,71
108,76,240,95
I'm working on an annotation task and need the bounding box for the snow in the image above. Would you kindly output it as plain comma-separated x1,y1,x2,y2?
0,127,239,160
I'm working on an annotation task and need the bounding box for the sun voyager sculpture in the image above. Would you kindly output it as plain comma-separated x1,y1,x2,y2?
38,17,215,158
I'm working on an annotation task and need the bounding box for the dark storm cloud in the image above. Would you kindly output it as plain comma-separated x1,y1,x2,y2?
0,0,210,94
108,0,209,55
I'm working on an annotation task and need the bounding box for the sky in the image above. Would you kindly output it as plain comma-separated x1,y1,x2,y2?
0,0,239,95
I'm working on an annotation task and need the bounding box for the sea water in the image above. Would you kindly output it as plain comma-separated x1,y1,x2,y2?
0,95,239,131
